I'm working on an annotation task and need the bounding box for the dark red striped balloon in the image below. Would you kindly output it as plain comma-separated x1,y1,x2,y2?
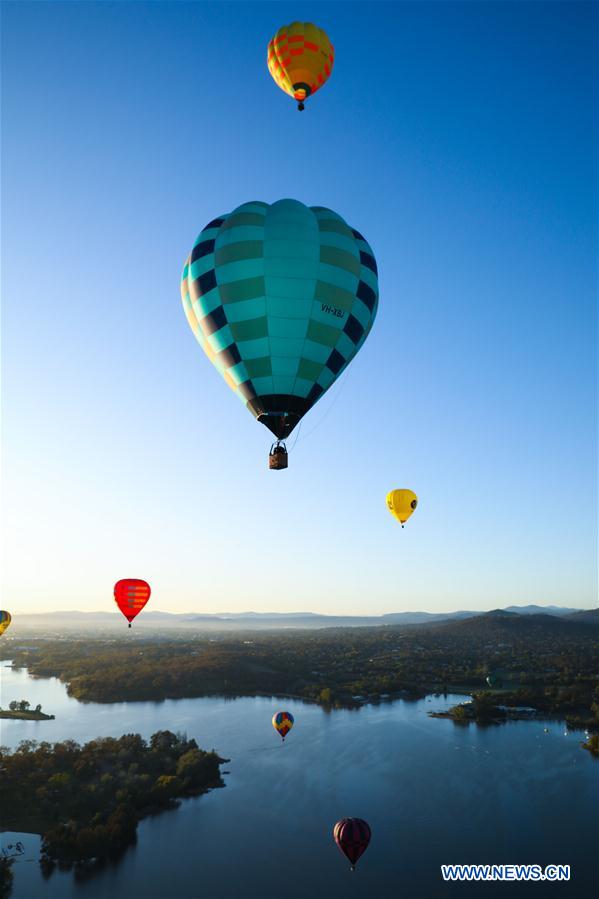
114,579,151,627
333,817,371,869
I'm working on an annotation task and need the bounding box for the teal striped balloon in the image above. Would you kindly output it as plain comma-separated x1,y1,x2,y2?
181,199,378,439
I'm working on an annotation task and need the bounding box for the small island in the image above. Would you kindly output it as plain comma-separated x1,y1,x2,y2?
430,688,599,741
0,700,54,720
0,730,226,871
430,691,513,723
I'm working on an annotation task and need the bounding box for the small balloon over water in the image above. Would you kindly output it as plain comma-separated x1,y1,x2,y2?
333,817,371,870
272,711,294,741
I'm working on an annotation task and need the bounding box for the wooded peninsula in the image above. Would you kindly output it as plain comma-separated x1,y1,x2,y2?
0,731,225,869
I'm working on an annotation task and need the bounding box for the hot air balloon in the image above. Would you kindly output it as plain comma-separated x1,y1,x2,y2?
485,670,504,689
181,200,378,468
267,22,334,110
333,818,371,870
272,711,294,741
386,489,418,528
0,611,11,636
114,579,151,628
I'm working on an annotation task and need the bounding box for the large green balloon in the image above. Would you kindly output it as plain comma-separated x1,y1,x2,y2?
181,199,378,439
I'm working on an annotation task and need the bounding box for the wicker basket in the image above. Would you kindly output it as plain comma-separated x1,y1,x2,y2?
268,446,288,470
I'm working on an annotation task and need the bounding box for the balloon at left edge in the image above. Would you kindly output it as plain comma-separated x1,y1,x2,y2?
113,580,151,627
0,611,11,636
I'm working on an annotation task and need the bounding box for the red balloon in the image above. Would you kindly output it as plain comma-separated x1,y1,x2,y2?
114,579,151,627
333,818,371,870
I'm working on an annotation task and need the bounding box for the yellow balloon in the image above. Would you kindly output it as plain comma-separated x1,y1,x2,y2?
267,22,334,110
0,611,11,636
386,490,418,528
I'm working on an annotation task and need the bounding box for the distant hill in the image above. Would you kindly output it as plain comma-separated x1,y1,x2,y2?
564,608,599,624
483,609,519,618
503,604,581,616
5,605,594,634
430,610,598,639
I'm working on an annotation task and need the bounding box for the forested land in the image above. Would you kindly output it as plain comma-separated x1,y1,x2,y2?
3,612,597,727
0,731,225,867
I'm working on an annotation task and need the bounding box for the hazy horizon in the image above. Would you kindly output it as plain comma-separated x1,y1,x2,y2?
9,601,594,618
2,2,597,617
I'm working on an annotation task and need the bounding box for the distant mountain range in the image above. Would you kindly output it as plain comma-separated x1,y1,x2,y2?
6,605,596,633
430,608,599,637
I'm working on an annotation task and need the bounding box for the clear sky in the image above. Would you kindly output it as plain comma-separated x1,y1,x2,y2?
2,1,597,615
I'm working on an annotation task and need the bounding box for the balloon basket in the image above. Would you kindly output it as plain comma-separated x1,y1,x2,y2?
268,443,288,470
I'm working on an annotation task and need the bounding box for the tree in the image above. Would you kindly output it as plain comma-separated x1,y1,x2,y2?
154,775,182,800
150,731,179,753
471,692,498,720
582,734,599,756
176,748,215,785
0,857,14,899
8,701,18,711
48,773,72,794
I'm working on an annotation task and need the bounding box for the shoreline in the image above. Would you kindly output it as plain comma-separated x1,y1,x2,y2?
0,709,55,720
4,664,593,730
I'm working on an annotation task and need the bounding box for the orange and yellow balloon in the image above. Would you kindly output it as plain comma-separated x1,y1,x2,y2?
0,611,12,636
267,22,334,110
386,490,418,528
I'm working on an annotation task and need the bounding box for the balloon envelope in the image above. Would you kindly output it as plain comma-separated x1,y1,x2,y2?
114,579,151,626
267,22,334,109
333,818,371,868
0,611,11,636
181,199,378,441
386,489,418,527
272,711,294,740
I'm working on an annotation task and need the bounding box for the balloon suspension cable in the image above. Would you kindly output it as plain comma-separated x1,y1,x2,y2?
293,370,352,447
288,421,302,452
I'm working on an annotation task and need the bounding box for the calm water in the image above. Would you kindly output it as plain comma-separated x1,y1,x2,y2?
1,664,597,899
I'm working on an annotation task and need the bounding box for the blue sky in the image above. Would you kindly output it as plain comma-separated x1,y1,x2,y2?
2,1,597,615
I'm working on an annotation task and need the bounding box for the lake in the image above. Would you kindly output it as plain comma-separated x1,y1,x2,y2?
1,663,597,898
